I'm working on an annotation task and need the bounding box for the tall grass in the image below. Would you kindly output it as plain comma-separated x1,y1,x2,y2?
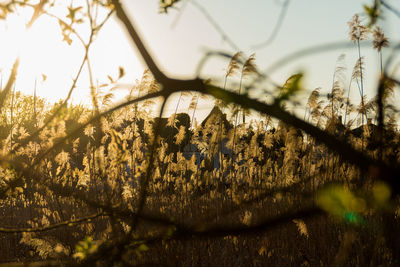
0,61,397,264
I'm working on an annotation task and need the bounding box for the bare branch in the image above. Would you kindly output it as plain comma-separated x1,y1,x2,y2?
0,212,104,233
382,0,400,18
110,0,400,196
252,0,291,49
190,0,241,52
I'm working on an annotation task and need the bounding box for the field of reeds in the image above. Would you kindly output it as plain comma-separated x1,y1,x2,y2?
0,60,399,265
0,1,399,266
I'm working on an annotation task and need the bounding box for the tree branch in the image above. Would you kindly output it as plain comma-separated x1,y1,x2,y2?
252,0,291,49
0,212,104,233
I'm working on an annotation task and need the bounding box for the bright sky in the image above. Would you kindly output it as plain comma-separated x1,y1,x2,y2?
0,0,399,122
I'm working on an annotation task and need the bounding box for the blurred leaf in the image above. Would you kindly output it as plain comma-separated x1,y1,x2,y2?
73,236,98,260
344,212,364,224
276,73,304,104
316,185,366,225
372,181,391,206
107,75,114,83
118,66,125,79
137,244,149,252
166,225,176,237
363,4,381,26
58,19,73,45
159,0,181,13
67,6,83,21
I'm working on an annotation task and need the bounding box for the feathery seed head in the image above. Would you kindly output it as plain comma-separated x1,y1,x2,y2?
242,53,258,77
352,57,364,80
372,26,389,52
225,51,243,78
348,14,368,42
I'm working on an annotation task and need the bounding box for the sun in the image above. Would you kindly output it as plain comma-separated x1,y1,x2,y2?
0,3,86,97
0,1,143,104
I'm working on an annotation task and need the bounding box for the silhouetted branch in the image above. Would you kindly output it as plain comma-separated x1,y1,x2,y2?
116,205,323,248
12,8,115,153
171,0,191,29
135,98,168,222
176,205,323,238
190,0,241,51
79,97,170,265
112,0,400,196
195,50,281,88
0,90,164,199
33,90,164,164
112,0,168,83
0,212,104,233
201,172,320,222
382,0,400,18
0,59,19,111
3,1,399,265
252,0,291,49
264,41,376,74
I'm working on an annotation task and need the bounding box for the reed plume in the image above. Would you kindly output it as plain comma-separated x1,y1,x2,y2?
348,14,368,126
373,26,389,75
225,52,243,80
372,26,389,53
329,54,346,117
348,14,368,43
242,53,258,78
239,53,258,123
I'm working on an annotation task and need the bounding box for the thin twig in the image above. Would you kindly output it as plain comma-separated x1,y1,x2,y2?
0,212,104,233
252,0,291,49
382,0,400,18
190,0,241,52
114,1,400,196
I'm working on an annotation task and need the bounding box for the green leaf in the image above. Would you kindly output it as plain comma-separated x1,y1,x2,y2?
316,185,366,225
363,4,381,26
276,73,304,104
73,236,98,260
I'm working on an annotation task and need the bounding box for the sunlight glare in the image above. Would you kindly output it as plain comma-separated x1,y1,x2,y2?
0,1,143,105
0,4,85,101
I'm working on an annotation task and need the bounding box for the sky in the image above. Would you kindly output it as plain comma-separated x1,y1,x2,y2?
0,0,399,123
